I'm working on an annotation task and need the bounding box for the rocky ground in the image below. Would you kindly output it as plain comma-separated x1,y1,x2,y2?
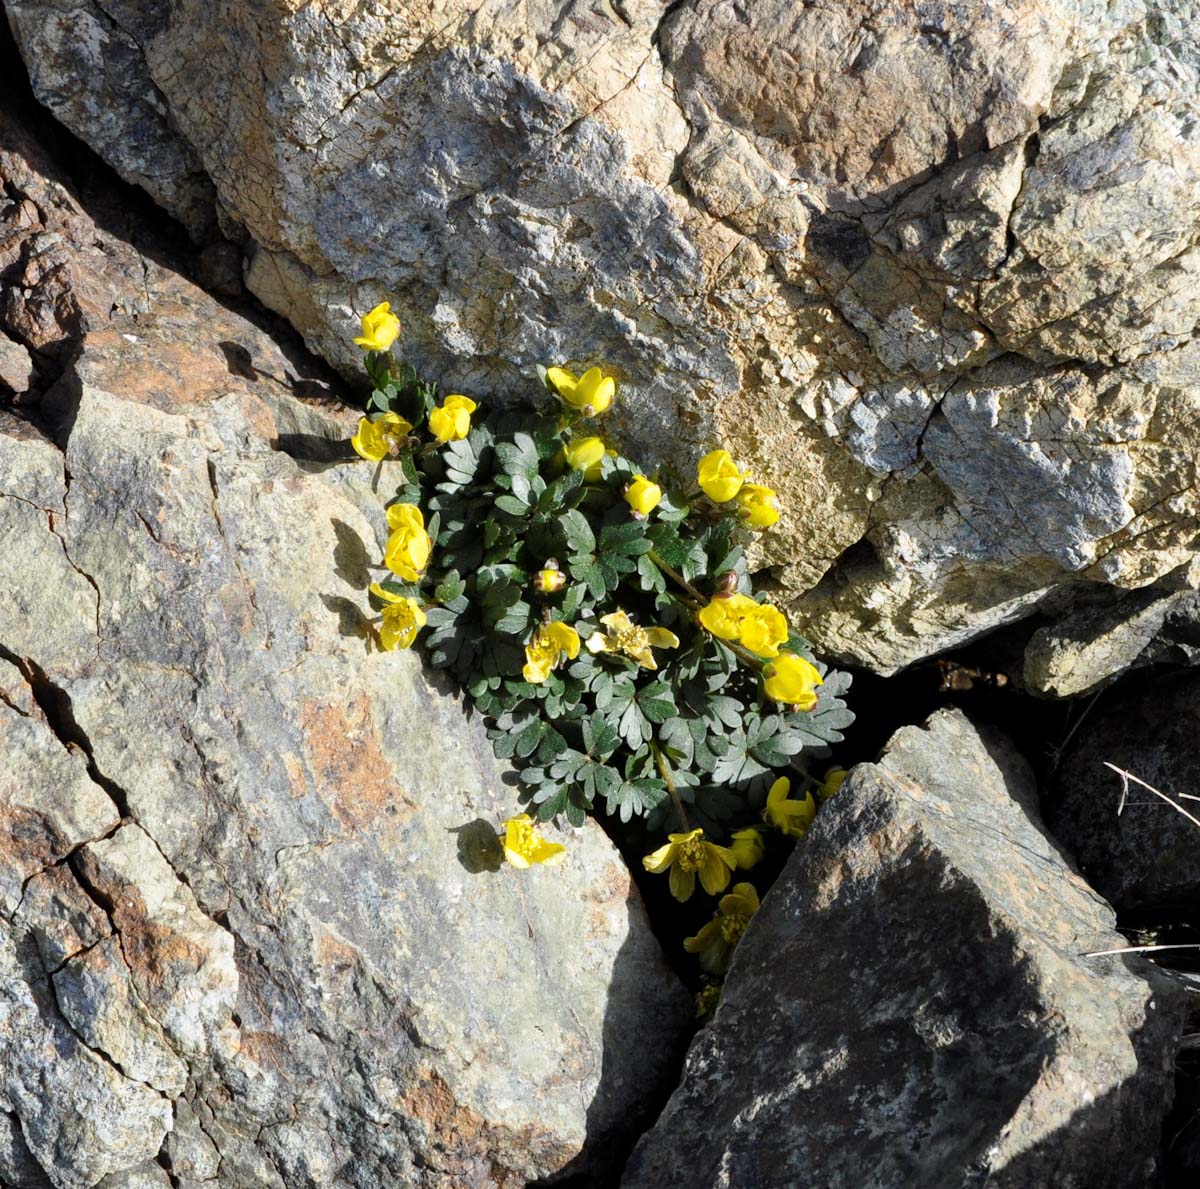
3,3,1200,1187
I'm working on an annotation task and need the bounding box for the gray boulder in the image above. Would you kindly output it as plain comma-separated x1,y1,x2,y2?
1025,587,1200,698
623,709,1185,1189
0,89,689,1187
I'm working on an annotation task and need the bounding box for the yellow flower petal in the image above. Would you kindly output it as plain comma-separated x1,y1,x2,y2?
698,848,735,896
642,840,678,874
697,449,745,503
645,627,680,650
669,863,696,902
624,475,662,517
353,301,401,352
736,482,781,529
564,436,606,473
763,653,823,706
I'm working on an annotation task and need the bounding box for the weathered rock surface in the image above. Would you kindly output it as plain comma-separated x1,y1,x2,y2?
1025,586,1200,698
0,82,688,1187
623,709,1185,1189
1048,670,1200,915
7,0,1200,673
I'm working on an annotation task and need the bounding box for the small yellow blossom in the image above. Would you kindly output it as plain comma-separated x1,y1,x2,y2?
763,652,823,709
697,593,757,641
563,436,607,477
350,412,413,462
697,449,746,503
624,475,662,517
428,394,477,443
684,882,760,973
353,301,401,352
738,602,789,659
764,777,816,838
643,828,737,901
522,621,581,684
499,814,565,868
586,609,679,670
546,365,616,415
534,568,567,593
383,503,432,583
368,584,427,650
736,482,781,529
698,594,789,659
695,982,722,1020
818,767,848,801
729,826,765,870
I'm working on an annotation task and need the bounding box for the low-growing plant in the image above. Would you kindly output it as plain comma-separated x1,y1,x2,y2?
347,302,854,983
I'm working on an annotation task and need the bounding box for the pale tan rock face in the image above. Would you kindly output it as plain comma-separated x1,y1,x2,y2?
7,0,1200,674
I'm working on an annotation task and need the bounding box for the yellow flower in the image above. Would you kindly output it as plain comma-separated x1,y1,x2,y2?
738,602,789,659
564,436,606,475
736,482,781,529
729,826,765,870
353,301,401,352
697,593,757,641
695,982,722,1020
546,365,616,415
818,767,848,801
763,652,823,709
350,412,413,462
623,475,662,518
697,449,746,503
383,503,432,583
764,776,816,838
534,568,567,593
428,394,477,443
698,594,789,659
499,814,565,868
643,828,737,901
368,584,427,650
586,609,679,670
522,621,581,684
684,882,760,973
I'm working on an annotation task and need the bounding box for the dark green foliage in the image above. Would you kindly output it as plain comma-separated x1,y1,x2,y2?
361,372,854,842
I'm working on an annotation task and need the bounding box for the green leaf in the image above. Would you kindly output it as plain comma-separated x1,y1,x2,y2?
582,712,620,760
560,509,596,554
605,777,667,822
495,432,540,480
434,571,466,603
598,520,653,557
494,494,530,517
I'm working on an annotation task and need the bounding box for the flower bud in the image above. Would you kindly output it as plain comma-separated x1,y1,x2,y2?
624,475,662,517
716,570,739,594
534,568,567,593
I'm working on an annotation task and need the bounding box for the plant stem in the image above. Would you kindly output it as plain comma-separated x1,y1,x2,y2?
652,743,691,832
647,551,704,604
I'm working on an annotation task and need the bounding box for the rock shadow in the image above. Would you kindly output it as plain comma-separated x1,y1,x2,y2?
450,818,504,874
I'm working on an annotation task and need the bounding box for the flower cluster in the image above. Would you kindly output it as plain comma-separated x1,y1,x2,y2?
697,449,780,528
345,302,854,968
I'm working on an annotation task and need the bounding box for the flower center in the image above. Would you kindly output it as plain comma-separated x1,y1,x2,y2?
676,836,708,872
719,912,750,943
612,623,649,656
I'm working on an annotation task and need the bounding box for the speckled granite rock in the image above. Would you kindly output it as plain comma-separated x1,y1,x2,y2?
6,0,1200,674
623,710,1185,1189
0,85,688,1188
